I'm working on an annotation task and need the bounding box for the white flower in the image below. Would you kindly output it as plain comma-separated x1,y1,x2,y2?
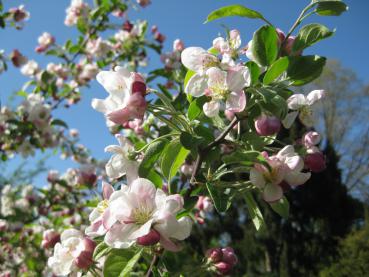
104,134,139,183
282,90,326,128
104,178,192,251
20,60,39,76
48,229,96,276
91,66,147,127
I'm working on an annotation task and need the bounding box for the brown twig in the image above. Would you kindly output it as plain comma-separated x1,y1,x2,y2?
145,254,159,277
186,117,240,198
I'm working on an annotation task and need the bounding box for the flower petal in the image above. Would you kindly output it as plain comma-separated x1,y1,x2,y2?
250,168,266,189
287,94,307,110
263,183,283,203
226,91,246,113
282,111,298,129
203,100,220,118
306,89,326,105
185,73,207,97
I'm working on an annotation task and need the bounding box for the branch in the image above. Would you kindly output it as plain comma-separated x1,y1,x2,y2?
145,254,159,277
186,117,240,198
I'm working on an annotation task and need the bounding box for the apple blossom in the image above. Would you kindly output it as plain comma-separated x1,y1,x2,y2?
104,134,139,182
202,66,249,117
282,90,326,128
102,178,192,251
86,38,112,58
213,29,241,65
20,60,39,77
173,39,185,52
41,229,61,249
47,229,96,276
91,66,147,127
85,181,117,237
35,32,55,53
251,146,311,202
64,0,89,27
255,114,281,136
8,5,30,22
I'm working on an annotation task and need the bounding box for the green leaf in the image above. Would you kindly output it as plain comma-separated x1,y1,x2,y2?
119,249,143,277
161,139,190,182
244,191,265,230
184,70,196,91
314,0,348,16
146,169,163,188
292,23,334,52
245,61,260,85
103,249,135,277
93,242,110,260
51,119,68,129
222,151,261,165
263,57,289,85
187,96,207,121
206,182,232,213
287,55,326,86
251,25,278,66
270,196,290,219
257,88,288,119
205,4,264,23
138,139,168,178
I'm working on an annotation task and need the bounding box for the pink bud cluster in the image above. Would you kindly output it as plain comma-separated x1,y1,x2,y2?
206,247,238,275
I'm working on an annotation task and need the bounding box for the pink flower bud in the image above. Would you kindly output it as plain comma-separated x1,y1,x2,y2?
151,25,158,34
137,0,151,8
276,28,286,45
303,131,321,147
173,39,184,52
131,74,147,96
154,32,166,44
136,229,161,246
74,238,96,270
206,247,223,263
255,115,281,136
47,170,59,183
10,49,27,67
214,261,233,275
221,247,238,266
180,164,193,176
41,229,60,249
123,20,133,32
284,36,302,56
304,152,326,172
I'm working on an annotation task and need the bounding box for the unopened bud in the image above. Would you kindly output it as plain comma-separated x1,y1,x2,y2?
304,152,326,173
214,261,233,275
206,247,223,263
136,229,160,246
255,115,281,136
41,229,60,249
221,247,238,266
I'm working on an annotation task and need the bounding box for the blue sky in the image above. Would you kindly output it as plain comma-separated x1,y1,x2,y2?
0,0,367,186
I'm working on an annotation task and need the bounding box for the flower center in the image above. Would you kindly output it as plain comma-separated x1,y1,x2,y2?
132,206,153,225
300,106,313,118
97,200,109,214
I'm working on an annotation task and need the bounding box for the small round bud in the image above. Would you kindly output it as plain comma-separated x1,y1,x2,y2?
206,247,223,263
255,115,281,136
214,261,233,275
221,247,238,266
41,229,60,249
304,152,326,173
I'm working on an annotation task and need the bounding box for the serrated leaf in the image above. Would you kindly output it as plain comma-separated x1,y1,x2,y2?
263,57,289,85
245,61,260,85
161,139,190,182
315,0,348,16
119,249,143,277
270,196,290,219
51,119,68,129
205,4,264,23
251,25,278,66
244,191,265,230
103,249,135,277
138,139,168,178
206,182,232,213
93,242,110,260
187,96,207,120
292,23,334,52
287,55,326,86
